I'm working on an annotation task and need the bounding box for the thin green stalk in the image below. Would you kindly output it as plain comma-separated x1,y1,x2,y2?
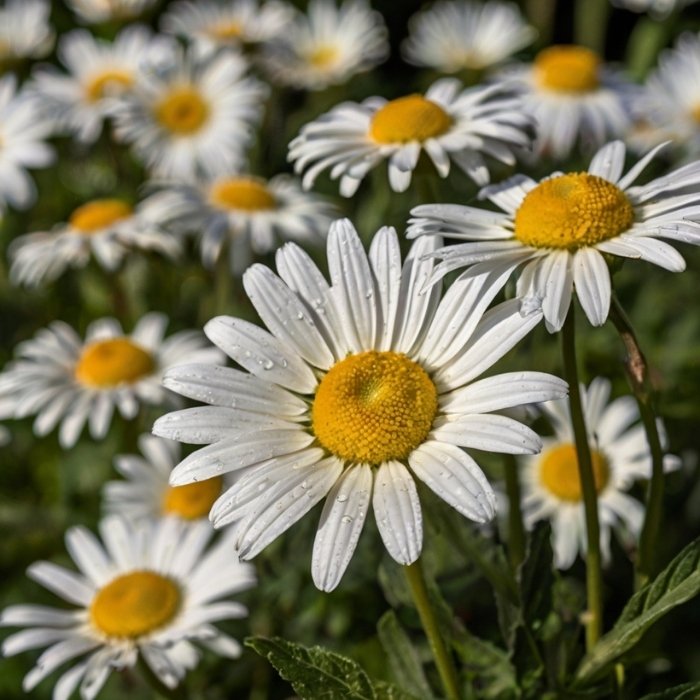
574,0,611,54
626,13,678,80
504,454,526,571
526,0,557,48
608,294,665,586
404,559,461,700
136,654,188,700
561,307,603,651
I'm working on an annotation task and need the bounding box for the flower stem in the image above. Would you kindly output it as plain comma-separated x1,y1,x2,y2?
404,559,461,700
136,654,188,700
526,0,557,47
574,0,610,55
561,307,603,650
504,454,526,570
608,294,665,586
626,13,677,81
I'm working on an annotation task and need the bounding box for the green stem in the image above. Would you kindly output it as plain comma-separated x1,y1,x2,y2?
404,560,461,700
136,654,188,700
574,0,611,54
608,295,665,586
526,0,557,48
561,307,603,651
626,13,677,81
504,454,526,571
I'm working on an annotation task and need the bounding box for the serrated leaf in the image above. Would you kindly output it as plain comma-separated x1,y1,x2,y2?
377,611,435,699
374,681,423,700
639,682,700,700
574,538,700,685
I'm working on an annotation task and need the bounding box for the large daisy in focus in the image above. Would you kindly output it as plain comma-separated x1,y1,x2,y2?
143,173,335,273
409,140,700,333
520,378,680,568
289,79,533,196
153,218,567,591
260,0,388,91
9,196,182,288
0,0,53,67
66,0,158,24
109,47,267,181
402,0,536,75
104,434,228,523
1,517,255,698
30,26,175,144
0,314,224,448
495,44,634,160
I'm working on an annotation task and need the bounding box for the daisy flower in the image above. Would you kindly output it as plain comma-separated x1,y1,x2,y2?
29,26,175,144
109,46,268,181
260,0,388,91
161,0,294,51
610,0,698,17
153,218,567,591
409,139,700,333
0,0,53,67
289,79,533,196
0,75,54,213
494,44,634,160
402,0,536,75
0,516,255,698
0,313,224,448
9,196,182,288
66,0,158,24
520,378,680,568
142,173,335,273
104,434,230,522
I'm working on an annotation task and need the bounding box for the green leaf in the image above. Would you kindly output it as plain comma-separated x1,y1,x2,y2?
639,682,700,700
377,611,435,699
574,538,700,685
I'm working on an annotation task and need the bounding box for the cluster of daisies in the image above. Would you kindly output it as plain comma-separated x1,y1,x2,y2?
0,0,699,697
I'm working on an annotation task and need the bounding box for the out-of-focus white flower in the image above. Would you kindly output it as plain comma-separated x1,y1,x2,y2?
611,0,698,18
66,0,158,24
0,0,53,65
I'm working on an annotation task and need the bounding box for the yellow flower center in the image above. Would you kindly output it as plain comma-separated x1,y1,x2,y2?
534,45,601,93
208,21,243,41
539,443,610,502
162,477,223,520
308,45,339,69
75,338,155,388
90,570,181,639
69,199,133,234
370,95,453,144
208,177,277,212
154,86,211,135
514,173,634,250
85,69,133,102
691,104,700,124
312,351,438,465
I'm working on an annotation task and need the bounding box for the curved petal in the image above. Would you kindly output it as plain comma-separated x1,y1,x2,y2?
573,247,611,327
432,414,542,454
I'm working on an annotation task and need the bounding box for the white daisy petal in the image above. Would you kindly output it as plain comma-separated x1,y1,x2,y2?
433,414,542,454
573,247,611,326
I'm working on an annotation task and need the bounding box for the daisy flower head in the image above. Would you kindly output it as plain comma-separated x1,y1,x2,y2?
9,196,182,288
153,218,568,591
66,0,158,24
610,0,698,17
104,434,231,522
161,0,294,51
409,139,700,333
0,516,256,698
109,46,268,181
402,0,536,75
0,313,224,448
260,0,388,91
520,377,680,568
0,75,54,213
142,173,335,273
29,26,176,145
289,79,534,196
494,44,634,160
0,0,53,67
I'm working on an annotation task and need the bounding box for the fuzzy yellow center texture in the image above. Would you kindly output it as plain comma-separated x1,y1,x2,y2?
90,571,181,638
75,337,155,388
539,443,610,502
312,351,438,465
162,476,224,520
534,45,601,93
514,173,634,250
85,69,133,102
308,45,339,69
69,199,133,234
154,86,210,135
209,177,277,212
208,21,243,41
370,95,453,144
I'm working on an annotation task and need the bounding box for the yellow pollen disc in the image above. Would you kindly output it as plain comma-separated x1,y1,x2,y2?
162,476,223,520
312,351,438,465
208,177,277,212
208,21,243,41
514,173,634,250
370,95,453,144
154,86,211,135
90,570,181,638
691,104,700,124
539,443,610,502
534,45,601,93
308,45,339,69
75,337,155,388
68,199,133,234
85,69,133,102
